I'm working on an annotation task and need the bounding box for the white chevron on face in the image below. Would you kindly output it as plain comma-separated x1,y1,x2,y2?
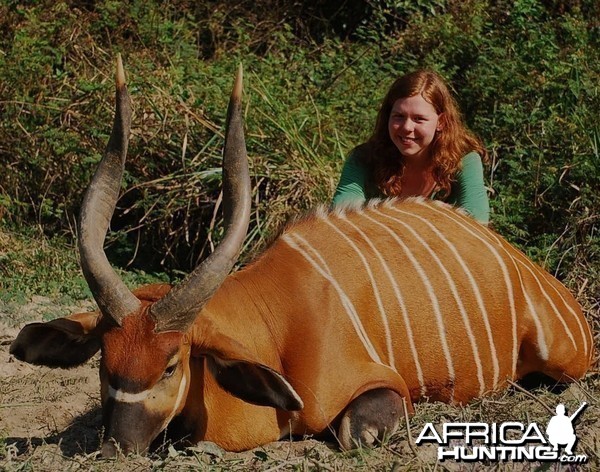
160,373,188,432
108,385,151,403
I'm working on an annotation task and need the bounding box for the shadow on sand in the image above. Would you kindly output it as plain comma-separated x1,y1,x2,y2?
5,407,196,459
6,407,102,457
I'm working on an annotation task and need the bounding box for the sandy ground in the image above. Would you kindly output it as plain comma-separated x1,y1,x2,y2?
0,320,102,457
1,302,598,471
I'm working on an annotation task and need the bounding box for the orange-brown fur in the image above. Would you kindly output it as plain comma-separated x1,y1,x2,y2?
15,200,594,452
88,199,587,451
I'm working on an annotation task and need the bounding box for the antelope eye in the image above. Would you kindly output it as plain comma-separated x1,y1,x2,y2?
163,364,177,379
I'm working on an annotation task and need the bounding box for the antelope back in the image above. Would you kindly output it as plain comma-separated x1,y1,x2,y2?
272,198,593,405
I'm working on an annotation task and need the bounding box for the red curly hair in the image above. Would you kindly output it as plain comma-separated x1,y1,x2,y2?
363,70,487,198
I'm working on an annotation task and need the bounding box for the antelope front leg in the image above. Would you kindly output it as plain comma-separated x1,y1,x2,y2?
337,388,407,450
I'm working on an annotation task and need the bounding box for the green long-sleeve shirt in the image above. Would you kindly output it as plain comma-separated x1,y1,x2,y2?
332,148,490,224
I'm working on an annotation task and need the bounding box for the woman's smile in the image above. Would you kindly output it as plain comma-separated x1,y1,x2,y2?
388,94,442,160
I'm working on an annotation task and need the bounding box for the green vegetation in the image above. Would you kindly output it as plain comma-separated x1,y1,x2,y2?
0,2,598,309
0,229,168,325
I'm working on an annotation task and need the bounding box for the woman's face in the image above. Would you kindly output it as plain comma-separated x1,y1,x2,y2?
388,94,442,162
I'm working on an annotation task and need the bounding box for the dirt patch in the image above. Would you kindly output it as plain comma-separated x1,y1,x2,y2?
0,322,101,457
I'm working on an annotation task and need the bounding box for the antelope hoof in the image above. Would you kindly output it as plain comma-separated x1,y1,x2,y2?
338,388,404,451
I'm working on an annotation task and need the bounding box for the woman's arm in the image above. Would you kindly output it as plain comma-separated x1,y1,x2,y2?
332,147,369,207
450,152,490,224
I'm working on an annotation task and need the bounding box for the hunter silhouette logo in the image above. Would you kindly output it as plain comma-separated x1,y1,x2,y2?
416,402,589,463
546,402,587,456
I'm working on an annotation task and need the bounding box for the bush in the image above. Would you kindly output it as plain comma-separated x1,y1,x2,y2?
0,0,598,303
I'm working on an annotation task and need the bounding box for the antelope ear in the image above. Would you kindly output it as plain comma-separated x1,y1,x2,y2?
206,356,303,411
199,333,303,411
10,311,106,368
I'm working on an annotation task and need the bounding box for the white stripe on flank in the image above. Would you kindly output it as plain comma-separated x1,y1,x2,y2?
288,230,332,275
361,210,456,399
392,206,500,391
324,216,396,370
337,215,428,391
327,215,396,370
376,209,487,396
414,200,519,377
430,205,572,362
516,272,550,361
465,223,589,358
538,276,591,357
514,258,577,350
108,385,151,403
282,233,384,365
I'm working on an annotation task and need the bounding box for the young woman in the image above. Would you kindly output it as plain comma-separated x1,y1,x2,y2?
332,69,490,224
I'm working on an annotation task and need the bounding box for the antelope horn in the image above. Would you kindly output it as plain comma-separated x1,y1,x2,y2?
150,64,250,332
78,54,141,325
